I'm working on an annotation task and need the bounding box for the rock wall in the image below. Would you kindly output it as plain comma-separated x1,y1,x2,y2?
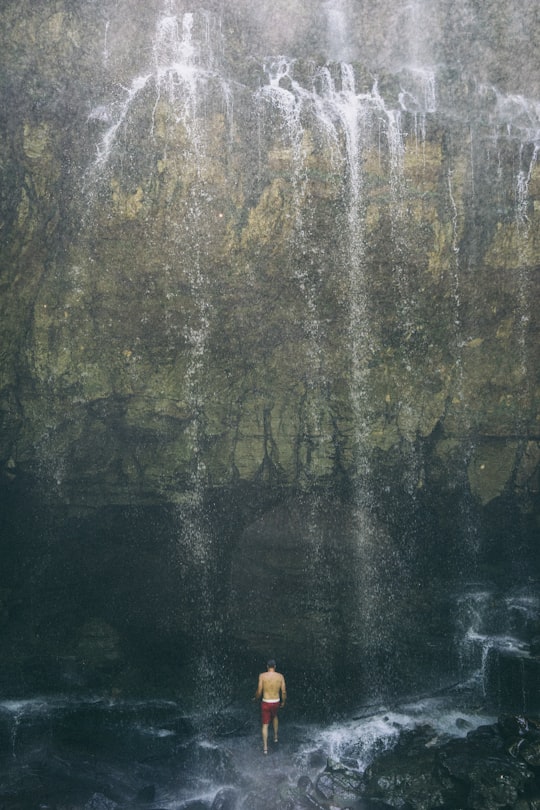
1,0,538,513
0,0,538,699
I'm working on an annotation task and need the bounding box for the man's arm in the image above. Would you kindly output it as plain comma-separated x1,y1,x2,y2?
253,674,263,700
280,675,287,705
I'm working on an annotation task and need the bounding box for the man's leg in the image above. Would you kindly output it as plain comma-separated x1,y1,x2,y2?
272,715,279,742
262,722,269,753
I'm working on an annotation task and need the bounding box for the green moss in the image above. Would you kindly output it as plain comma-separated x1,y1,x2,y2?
467,441,519,504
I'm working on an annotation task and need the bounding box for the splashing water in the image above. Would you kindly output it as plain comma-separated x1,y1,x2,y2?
0,692,497,808
477,84,540,224
301,698,492,772
151,11,203,146
516,143,539,226
456,587,539,700
92,73,152,169
399,66,437,145
90,7,230,171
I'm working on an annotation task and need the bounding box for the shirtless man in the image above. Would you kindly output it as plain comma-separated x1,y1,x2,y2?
253,659,287,754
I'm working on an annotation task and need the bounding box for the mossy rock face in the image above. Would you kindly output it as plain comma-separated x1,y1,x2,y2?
0,0,538,514
467,441,520,505
0,0,539,701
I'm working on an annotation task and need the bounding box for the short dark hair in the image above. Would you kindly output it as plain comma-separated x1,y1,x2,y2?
267,659,276,668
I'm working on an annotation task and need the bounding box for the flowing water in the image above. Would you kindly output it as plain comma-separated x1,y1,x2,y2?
41,0,540,699
2,0,540,805
0,690,496,808
2,580,537,806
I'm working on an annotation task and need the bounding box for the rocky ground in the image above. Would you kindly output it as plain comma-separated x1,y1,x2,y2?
2,700,540,810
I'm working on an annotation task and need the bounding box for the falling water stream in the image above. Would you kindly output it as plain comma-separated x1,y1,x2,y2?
1,0,540,806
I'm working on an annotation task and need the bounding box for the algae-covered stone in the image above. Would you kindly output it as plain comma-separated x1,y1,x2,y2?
467,441,519,504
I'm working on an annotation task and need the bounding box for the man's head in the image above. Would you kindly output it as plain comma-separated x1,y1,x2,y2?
267,659,276,669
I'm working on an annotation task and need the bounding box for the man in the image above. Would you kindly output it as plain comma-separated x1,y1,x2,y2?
253,659,287,754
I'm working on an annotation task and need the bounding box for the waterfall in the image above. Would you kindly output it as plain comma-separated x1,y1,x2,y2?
514,131,539,401
90,5,231,172
257,56,449,696
258,59,417,471
102,19,110,66
323,0,351,62
151,10,210,154
456,586,540,710
151,8,228,707
516,142,539,227
91,73,152,170
400,0,434,67
489,88,540,432
3,0,539,720
3,3,540,806
399,67,436,145
86,5,236,707
258,57,331,486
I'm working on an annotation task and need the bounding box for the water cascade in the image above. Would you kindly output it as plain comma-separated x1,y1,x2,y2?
0,0,539,806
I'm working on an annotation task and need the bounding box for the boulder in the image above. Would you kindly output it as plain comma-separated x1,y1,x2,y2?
316,759,365,805
211,788,239,810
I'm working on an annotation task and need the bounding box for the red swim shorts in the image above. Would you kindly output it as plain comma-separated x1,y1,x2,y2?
261,700,280,724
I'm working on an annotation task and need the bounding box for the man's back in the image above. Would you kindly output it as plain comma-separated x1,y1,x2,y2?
259,670,285,701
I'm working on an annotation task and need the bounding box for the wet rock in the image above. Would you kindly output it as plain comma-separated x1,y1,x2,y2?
296,775,313,793
239,793,272,810
514,800,540,810
282,796,326,810
315,759,364,805
484,649,540,714
307,748,328,769
76,619,122,666
516,737,540,768
279,784,327,810
271,771,329,810
211,787,239,810
66,618,124,689
292,774,328,810
529,638,540,656
358,718,540,809
315,772,336,802
437,729,535,803
498,715,532,739
466,757,531,808
498,715,540,768
364,746,454,809
85,793,119,810
1,3,538,519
